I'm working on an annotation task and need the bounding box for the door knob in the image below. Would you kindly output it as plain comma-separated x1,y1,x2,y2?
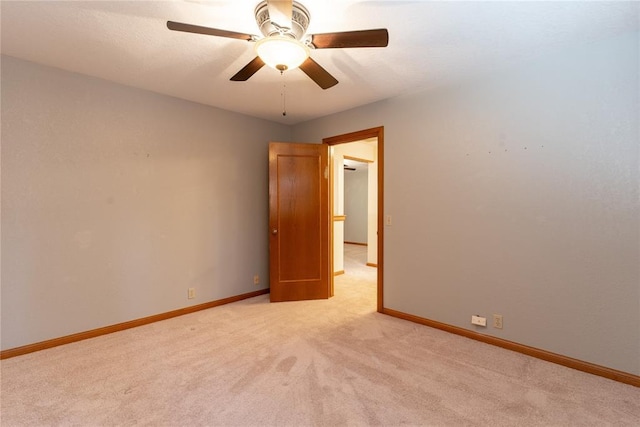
272,229,278,235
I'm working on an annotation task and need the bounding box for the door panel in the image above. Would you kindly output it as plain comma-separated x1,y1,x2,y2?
269,142,330,302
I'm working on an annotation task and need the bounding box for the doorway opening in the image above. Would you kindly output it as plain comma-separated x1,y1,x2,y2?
323,127,384,312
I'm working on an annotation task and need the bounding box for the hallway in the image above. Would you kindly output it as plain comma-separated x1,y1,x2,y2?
336,243,377,307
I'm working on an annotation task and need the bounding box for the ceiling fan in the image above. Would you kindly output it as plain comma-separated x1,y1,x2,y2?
167,0,389,90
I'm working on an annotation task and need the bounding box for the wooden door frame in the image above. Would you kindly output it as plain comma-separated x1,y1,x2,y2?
323,126,384,312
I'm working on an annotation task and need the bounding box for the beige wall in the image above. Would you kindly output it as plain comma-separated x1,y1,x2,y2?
293,32,640,375
2,31,639,377
1,56,291,350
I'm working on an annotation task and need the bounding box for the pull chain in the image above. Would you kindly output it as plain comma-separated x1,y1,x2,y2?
281,70,287,116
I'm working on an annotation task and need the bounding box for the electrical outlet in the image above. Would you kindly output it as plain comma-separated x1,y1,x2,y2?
385,215,392,226
493,314,503,329
471,315,487,327
253,275,260,285
188,287,195,299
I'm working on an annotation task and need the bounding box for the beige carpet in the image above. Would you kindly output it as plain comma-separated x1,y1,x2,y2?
2,244,639,426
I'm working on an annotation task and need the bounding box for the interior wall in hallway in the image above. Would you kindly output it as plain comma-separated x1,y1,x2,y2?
344,169,368,244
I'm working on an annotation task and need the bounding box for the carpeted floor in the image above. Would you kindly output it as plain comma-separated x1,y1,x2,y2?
1,244,639,426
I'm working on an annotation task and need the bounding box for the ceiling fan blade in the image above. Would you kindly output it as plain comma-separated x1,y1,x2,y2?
230,57,266,81
310,29,389,49
299,58,338,90
167,21,255,41
267,0,293,29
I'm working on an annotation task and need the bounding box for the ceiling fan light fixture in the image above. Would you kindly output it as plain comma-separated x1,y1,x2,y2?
255,36,309,71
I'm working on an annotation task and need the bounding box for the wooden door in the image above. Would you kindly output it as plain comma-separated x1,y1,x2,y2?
269,142,330,302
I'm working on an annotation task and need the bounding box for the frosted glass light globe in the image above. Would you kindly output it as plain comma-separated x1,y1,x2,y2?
256,36,310,71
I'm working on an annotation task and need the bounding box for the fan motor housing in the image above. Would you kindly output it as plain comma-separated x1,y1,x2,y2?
255,1,310,40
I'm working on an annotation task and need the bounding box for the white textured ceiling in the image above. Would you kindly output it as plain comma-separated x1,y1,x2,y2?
1,1,638,125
